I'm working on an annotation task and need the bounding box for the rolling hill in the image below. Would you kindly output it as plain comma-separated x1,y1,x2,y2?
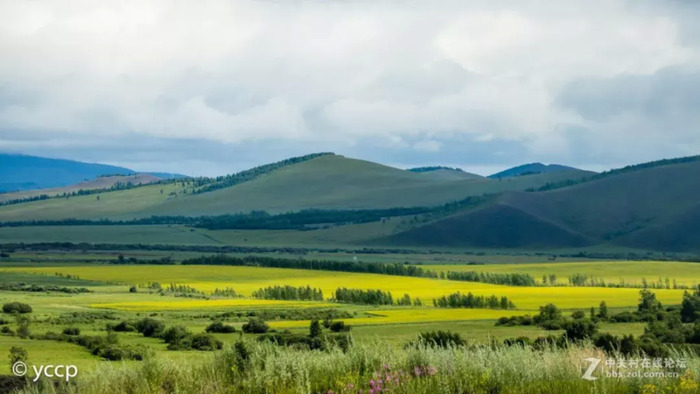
488,163,582,179
0,153,184,192
0,154,593,221
386,156,700,252
0,174,162,203
408,166,484,181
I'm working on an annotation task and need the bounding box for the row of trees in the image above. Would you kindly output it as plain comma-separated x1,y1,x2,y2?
444,271,537,286
332,288,395,305
568,273,688,289
433,292,515,310
182,254,438,279
251,285,324,301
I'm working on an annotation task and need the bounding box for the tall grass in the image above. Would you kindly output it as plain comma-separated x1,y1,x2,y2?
21,340,700,394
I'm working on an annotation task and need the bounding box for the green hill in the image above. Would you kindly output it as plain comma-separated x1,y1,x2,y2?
0,154,592,221
386,157,700,252
408,167,484,181
488,163,582,179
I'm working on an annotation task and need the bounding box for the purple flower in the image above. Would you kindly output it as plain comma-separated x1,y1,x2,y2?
346,383,354,389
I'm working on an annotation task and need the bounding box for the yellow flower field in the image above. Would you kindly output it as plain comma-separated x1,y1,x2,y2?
3,264,688,310
91,298,335,311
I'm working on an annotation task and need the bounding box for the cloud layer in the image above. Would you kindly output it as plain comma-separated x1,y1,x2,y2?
1,0,699,175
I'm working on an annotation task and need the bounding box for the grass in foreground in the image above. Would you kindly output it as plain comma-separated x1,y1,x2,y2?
13,340,700,394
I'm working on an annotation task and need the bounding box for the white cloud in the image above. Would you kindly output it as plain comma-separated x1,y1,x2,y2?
0,0,699,170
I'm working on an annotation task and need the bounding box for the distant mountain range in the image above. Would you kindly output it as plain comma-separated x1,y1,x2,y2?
2,151,699,252
0,153,185,192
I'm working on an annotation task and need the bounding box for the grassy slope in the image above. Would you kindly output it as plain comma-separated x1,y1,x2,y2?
0,174,161,203
414,168,485,181
0,155,591,220
387,160,700,251
0,182,187,221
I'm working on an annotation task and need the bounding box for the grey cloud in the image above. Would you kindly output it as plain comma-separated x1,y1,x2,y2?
0,0,700,174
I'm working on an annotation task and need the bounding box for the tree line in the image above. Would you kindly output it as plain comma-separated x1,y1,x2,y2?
444,271,537,286
433,292,515,309
181,254,438,279
332,288,395,305
252,285,324,301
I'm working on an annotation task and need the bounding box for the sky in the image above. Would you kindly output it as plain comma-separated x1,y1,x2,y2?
1,0,699,177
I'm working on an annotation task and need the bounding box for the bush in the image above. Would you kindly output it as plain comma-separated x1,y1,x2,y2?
62,327,81,336
503,336,532,347
110,321,136,332
190,334,223,351
162,326,192,350
2,302,32,314
8,346,28,365
99,346,127,361
1,327,15,335
564,319,598,341
129,286,138,293
242,318,269,334
609,311,641,323
206,321,236,334
258,333,325,350
571,311,586,319
329,321,351,332
0,318,7,325
415,331,466,348
135,318,165,337
495,315,533,327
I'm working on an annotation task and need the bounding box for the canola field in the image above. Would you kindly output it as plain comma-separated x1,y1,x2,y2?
0,264,689,310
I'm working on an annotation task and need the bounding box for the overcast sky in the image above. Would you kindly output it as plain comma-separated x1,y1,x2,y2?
1,0,699,176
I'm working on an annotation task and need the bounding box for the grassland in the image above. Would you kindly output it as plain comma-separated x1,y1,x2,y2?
428,261,700,286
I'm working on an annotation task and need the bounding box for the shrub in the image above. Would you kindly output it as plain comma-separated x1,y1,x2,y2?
190,334,223,351
110,321,136,332
206,321,236,334
416,331,466,348
329,321,351,332
609,311,641,323
564,319,598,341
571,311,586,319
309,320,322,337
162,326,192,350
135,318,165,337
2,302,32,314
503,336,532,347
62,327,81,336
8,346,28,365
1,327,14,335
129,286,138,293
242,318,269,334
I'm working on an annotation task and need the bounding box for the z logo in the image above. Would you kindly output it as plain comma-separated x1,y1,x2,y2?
582,358,601,381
